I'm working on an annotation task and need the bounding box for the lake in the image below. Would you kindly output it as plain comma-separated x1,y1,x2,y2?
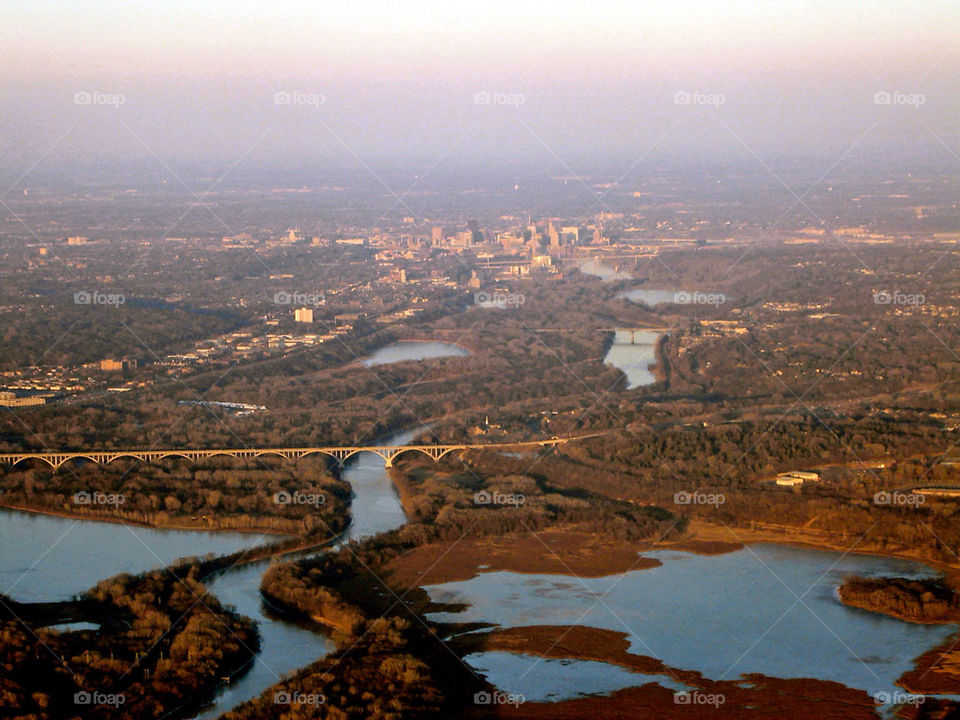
578,260,633,281
615,288,682,307
424,544,957,703
0,507,269,603
362,341,470,367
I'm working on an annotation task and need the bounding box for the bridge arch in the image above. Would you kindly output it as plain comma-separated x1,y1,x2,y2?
155,451,197,464
339,448,390,466
8,455,58,469
52,455,102,470
104,453,149,466
388,446,463,465
296,449,342,463
251,450,293,462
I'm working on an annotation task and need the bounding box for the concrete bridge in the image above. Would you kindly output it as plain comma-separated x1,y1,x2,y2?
601,328,671,344
0,436,595,471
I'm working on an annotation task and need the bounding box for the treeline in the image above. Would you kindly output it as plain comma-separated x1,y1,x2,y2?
0,456,351,536
222,616,445,720
430,418,960,566
839,577,960,623
231,545,468,720
392,459,683,544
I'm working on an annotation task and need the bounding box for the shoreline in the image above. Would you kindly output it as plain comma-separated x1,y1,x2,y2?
680,518,960,575
0,501,295,537
351,338,476,367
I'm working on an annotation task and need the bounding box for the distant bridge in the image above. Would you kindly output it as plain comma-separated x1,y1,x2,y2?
0,435,599,470
601,328,672,343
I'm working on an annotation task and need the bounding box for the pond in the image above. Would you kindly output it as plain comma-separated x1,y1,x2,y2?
362,341,471,367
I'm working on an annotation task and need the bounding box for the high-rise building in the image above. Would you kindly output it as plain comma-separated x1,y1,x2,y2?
294,307,314,323
548,222,560,248
100,358,136,371
432,226,444,246
561,226,580,244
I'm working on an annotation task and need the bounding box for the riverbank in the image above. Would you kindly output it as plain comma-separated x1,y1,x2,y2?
0,500,296,536
679,518,960,574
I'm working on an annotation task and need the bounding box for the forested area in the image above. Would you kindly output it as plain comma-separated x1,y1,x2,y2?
0,568,258,719
839,576,960,623
0,455,350,536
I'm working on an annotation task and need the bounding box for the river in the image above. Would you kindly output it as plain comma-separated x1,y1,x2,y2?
193,424,422,718
0,423,422,720
603,329,661,389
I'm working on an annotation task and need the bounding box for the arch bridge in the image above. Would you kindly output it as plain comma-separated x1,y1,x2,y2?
0,436,595,471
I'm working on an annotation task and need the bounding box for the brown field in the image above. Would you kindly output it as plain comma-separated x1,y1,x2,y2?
382,530,661,587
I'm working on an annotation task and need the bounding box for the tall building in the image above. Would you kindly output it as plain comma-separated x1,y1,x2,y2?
432,226,444,246
294,307,314,323
100,358,137,371
468,218,482,244
561,226,580,244
548,222,560,248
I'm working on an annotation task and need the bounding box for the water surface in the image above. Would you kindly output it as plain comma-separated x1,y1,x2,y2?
603,329,661,389
615,288,681,307
579,260,633,281
426,544,955,700
194,424,418,717
362,341,470,367
0,508,268,602
466,651,689,702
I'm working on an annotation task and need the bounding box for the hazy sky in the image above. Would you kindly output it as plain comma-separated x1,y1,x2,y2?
1,1,958,175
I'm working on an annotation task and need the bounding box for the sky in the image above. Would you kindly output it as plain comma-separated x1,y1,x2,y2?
1,0,958,177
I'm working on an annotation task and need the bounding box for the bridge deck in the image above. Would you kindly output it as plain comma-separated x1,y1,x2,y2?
0,436,595,469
